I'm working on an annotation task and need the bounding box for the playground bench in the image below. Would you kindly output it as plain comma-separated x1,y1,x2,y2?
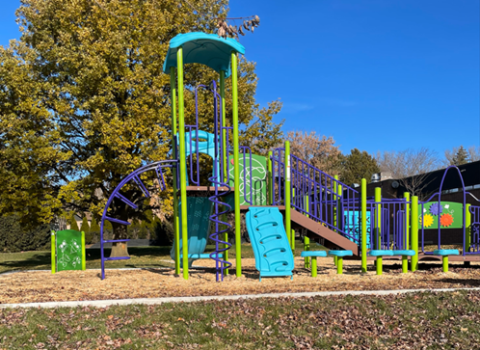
328,250,353,275
301,250,327,277
433,249,459,272
392,250,415,273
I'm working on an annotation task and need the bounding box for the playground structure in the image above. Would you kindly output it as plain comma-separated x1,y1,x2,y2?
98,32,480,281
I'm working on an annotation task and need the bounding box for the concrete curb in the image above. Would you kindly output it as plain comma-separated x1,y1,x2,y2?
2,287,480,309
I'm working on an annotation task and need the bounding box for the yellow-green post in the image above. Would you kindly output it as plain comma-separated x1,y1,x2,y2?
442,256,449,272
267,151,273,205
361,178,367,272
51,231,56,274
375,187,382,250
231,52,242,277
304,236,310,268
376,257,383,275
466,203,471,253
177,47,189,280
220,70,229,275
402,256,408,273
411,196,419,272
291,229,295,252
170,67,181,276
337,257,343,274
404,192,410,250
284,141,292,251
311,257,317,277
81,231,86,271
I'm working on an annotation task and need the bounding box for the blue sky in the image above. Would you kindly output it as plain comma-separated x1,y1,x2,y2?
1,1,479,158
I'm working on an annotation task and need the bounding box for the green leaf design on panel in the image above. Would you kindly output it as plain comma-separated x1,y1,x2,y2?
228,154,267,206
55,230,83,271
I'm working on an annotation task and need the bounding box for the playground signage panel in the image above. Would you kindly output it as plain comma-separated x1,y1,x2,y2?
419,201,463,229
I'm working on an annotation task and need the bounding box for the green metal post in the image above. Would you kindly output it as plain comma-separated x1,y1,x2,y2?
361,178,367,273
291,229,295,252
170,67,181,276
51,231,56,274
231,52,242,277
402,256,408,273
311,257,317,277
375,187,381,250
284,141,292,251
337,257,343,274
442,256,449,272
404,192,410,250
376,257,383,275
466,203,471,253
220,70,229,275
304,236,310,268
267,151,273,205
411,196,419,272
177,47,189,280
81,231,86,271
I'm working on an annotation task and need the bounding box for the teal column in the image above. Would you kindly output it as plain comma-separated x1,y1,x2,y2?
284,141,292,251
51,231,56,274
267,151,273,205
170,67,181,276
177,47,189,280
411,196,419,272
361,178,367,273
220,70,229,276
231,52,242,277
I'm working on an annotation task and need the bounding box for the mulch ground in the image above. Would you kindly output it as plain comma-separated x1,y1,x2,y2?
2,257,480,305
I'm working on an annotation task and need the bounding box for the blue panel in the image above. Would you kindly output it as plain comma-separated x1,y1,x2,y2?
392,250,415,256
369,250,394,257
246,207,294,279
433,249,459,256
328,250,353,257
170,197,213,267
301,251,327,258
163,32,245,77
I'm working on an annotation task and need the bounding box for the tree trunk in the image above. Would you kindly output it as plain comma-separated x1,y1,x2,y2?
109,222,129,258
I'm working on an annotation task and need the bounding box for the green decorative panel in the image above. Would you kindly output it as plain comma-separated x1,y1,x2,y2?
419,201,463,229
228,154,267,206
56,230,83,271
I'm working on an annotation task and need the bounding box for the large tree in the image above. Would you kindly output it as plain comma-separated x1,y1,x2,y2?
340,149,380,186
376,148,439,198
0,0,283,257
286,130,342,176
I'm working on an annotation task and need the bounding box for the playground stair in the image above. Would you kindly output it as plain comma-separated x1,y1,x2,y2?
282,208,360,256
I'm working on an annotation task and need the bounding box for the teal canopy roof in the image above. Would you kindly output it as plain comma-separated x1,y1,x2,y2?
162,32,245,78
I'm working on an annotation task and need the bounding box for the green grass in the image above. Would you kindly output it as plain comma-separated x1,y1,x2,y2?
1,291,479,349
0,242,317,274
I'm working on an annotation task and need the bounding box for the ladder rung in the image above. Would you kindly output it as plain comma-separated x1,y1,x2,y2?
104,257,130,261
115,193,138,210
105,216,131,226
103,239,130,243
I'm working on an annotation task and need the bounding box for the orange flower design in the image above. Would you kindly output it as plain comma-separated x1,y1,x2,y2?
440,213,454,227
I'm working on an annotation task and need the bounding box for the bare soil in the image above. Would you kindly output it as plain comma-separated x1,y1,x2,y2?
2,257,480,305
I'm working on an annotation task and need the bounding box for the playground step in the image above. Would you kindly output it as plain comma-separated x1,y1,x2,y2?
287,209,359,256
